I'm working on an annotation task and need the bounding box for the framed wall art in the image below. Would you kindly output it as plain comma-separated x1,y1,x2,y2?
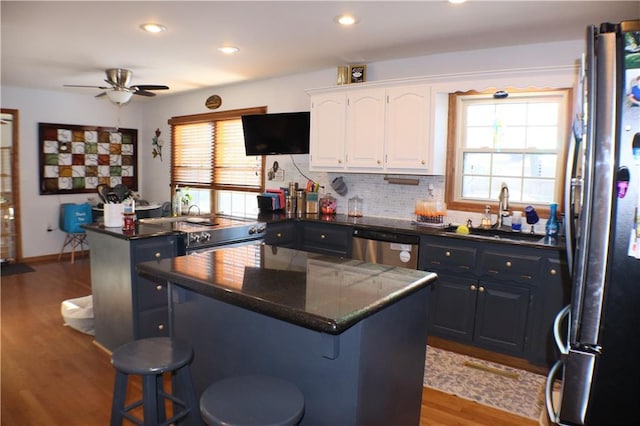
39,122,138,195
349,64,367,83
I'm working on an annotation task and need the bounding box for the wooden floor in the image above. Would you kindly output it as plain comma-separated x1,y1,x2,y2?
1,258,539,425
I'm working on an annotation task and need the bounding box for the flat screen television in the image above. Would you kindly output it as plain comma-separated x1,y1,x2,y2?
242,112,310,156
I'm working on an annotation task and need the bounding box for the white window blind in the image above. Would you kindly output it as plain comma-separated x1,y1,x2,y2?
172,122,214,187
213,119,262,190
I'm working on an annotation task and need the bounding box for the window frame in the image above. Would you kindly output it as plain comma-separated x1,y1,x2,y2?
444,87,572,216
168,106,267,214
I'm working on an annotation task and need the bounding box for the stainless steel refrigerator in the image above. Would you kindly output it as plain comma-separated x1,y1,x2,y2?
546,20,640,425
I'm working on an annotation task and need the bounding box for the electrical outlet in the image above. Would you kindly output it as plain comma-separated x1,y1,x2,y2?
47,224,53,232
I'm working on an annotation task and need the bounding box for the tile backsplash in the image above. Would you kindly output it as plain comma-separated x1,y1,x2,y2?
266,155,552,234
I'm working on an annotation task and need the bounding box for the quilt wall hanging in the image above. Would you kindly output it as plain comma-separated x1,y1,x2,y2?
39,122,138,195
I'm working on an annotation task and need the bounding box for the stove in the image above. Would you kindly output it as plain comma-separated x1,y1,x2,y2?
139,216,266,252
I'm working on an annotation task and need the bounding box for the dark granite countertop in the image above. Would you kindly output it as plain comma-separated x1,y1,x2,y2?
258,212,565,250
137,241,437,335
83,222,182,241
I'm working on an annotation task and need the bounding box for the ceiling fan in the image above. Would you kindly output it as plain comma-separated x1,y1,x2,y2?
64,68,169,104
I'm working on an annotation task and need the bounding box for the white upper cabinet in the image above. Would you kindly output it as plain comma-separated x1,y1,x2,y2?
309,83,440,174
345,89,385,170
385,85,432,172
309,92,346,170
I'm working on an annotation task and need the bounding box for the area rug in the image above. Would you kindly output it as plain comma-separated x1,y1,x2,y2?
423,345,545,420
1,262,35,276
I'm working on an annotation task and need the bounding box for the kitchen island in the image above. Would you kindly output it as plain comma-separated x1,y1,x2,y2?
137,242,437,426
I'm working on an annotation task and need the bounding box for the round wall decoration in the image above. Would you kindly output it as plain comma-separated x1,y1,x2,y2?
205,95,222,110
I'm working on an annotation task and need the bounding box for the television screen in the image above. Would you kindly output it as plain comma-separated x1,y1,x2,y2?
242,112,310,156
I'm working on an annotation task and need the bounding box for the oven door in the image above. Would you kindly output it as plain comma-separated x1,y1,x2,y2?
186,238,264,255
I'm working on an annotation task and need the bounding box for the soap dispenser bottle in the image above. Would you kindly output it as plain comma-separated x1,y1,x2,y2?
545,203,559,238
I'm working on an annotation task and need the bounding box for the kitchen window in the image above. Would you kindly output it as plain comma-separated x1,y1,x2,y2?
169,107,266,217
444,88,571,214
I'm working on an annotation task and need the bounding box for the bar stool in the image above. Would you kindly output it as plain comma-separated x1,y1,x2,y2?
110,337,203,426
200,374,305,426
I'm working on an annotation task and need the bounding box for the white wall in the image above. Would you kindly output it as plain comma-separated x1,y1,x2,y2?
1,39,583,258
0,87,143,258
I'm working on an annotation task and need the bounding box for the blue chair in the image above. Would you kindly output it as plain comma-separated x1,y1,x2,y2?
58,203,92,263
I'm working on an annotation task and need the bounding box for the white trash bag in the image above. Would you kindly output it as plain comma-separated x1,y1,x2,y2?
61,295,95,335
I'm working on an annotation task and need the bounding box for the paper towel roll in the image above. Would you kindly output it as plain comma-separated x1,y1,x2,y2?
104,204,124,227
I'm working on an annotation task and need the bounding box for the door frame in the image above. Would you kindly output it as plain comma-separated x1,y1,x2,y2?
1,108,22,261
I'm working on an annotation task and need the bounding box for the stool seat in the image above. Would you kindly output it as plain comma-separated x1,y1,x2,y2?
111,337,193,375
110,337,202,426
200,375,304,426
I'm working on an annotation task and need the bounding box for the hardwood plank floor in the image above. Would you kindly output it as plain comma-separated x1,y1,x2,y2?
1,258,539,425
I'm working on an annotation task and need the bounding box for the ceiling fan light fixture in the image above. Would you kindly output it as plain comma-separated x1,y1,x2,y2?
106,89,133,104
140,23,166,33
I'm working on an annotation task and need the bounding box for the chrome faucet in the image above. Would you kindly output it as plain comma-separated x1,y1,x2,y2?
187,205,201,216
497,183,509,228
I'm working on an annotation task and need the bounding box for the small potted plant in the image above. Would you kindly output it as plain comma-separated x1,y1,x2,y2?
181,187,193,215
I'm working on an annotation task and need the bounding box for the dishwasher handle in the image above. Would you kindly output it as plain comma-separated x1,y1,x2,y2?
353,228,420,245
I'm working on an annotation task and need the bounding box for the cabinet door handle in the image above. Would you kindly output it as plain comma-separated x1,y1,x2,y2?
520,275,532,280
550,268,557,275
505,261,512,268
154,252,161,259
156,285,163,291
459,265,470,270
445,251,451,257
277,232,282,238
377,160,381,164
157,324,165,331
470,284,477,291
321,234,326,239
478,286,485,292
338,159,342,164
421,160,425,165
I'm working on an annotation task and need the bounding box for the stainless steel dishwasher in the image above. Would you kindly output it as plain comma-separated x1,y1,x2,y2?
352,228,419,269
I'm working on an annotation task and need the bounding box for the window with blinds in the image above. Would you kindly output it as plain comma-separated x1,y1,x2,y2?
169,107,266,216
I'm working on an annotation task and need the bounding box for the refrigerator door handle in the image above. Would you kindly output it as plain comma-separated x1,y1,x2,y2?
545,359,564,424
553,305,571,354
564,132,578,276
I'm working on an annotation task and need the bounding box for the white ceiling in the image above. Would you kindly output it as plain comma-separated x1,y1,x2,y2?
2,1,639,101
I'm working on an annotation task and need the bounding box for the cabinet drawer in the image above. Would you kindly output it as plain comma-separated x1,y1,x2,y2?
301,223,351,256
265,222,298,247
133,237,177,263
422,243,476,273
479,251,542,282
137,278,168,311
137,307,169,339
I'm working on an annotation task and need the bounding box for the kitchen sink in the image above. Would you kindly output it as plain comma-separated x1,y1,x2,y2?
442,225,547,244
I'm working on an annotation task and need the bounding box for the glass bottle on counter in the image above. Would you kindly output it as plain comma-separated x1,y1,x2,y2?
545,203,559,238
172,187,182,217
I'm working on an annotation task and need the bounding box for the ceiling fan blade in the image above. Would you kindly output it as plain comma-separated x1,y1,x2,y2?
133,90,156,97
131,85,169,91
95,92,107,98
64,84,111,89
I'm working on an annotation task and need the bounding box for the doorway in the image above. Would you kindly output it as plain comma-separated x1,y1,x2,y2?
1,109,21,262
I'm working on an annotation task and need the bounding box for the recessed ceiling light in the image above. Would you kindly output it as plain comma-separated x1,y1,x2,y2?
335,14,358,26
140,23,166,33
448,0,467,4
217,46,239,54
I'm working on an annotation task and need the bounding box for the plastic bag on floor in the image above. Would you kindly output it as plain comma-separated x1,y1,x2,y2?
61,295,95,335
